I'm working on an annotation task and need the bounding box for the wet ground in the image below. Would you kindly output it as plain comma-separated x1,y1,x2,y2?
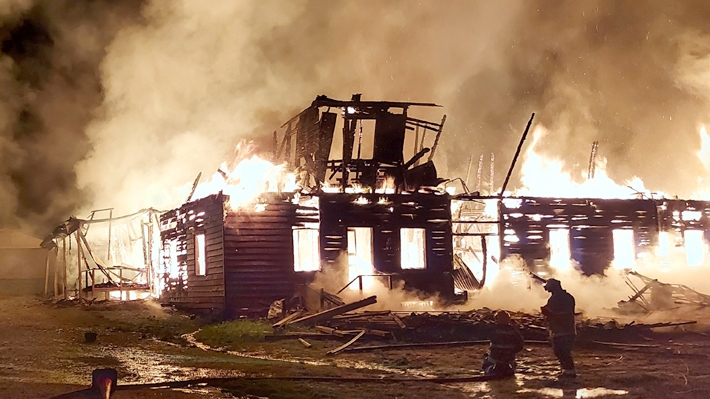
1,295,710,398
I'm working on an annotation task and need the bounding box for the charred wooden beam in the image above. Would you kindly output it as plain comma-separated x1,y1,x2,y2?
290,296,377,326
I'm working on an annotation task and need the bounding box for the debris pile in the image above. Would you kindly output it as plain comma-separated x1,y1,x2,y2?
618,271,710,313
269,294,698,354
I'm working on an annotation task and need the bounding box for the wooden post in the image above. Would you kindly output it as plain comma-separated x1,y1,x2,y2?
464,154,473,192
499,113,535,196
413,126,419,159
476,154,484,193
76,231,82,298
145,220,153,296
107,209,113,262
427,114,446,162
53,246,58,297
43,252,50,297
63,237,68,300
119,267,123,301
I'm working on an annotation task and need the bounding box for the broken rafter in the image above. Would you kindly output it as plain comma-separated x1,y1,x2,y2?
499,113,535,196
426,115,447,162
77,228,114,283
290,296,377,327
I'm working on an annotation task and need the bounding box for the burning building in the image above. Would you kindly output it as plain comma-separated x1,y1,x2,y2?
158,95,457,317
41,94,710,319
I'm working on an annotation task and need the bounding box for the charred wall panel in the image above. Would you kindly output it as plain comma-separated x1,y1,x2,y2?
373,112,406,165
223,202,298,318
160,194,226,315
657,200,710,232
318,192,453,296
501,197,659,274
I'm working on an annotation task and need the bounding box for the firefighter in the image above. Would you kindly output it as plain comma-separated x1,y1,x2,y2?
482,310,524,377
540,278,577,378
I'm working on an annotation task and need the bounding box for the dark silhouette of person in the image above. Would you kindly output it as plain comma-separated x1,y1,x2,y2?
541,278,577,378
482,310,524,377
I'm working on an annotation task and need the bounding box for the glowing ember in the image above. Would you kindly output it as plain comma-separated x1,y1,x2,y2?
376,176,397,194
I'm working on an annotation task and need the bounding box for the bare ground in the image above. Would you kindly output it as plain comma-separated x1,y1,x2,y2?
2,295,710,399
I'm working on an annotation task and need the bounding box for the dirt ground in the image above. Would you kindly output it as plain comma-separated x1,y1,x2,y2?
2,295,710,399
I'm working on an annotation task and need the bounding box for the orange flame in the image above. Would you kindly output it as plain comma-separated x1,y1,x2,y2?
516,126,659,199
189,143,297,208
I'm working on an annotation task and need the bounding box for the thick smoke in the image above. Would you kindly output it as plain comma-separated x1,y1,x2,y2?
4,0,710,229
0,0,143,234
77,0,710,217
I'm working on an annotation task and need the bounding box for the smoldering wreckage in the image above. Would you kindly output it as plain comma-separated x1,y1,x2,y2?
38,95,710,388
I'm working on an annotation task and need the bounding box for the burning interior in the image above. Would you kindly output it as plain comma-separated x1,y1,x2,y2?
40,95,710,319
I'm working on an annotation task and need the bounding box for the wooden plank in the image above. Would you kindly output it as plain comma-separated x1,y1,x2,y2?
331,311,392,320
223,235,294,242
326,330,366,355
183,284,225,292
290,296,377,326
272,311,305,329
263,332,346,341
225,216,293,224
343,340,490,353
224,229,293,236
223,258,292,265
591,341,661,349
224,244,293,252
298,338,312,348
392,314,407,329
224,245,293,257
177,302,224,309
226,210,296,217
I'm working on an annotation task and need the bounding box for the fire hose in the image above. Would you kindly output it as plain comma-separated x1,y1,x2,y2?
45,369,501,398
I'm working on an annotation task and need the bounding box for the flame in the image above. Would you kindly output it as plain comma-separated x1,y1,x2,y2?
684,230,706,267
549,228,571,269
693,125,710,199
189,144,297,208
347,227,375,291
516,126,659,199
611,229,635,269
699,125,710,172
322,176,397,194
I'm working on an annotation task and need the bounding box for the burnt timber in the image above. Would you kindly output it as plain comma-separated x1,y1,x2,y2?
453,195,710,276
156,94,710,318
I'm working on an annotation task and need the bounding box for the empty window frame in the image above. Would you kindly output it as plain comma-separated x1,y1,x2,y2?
293,228,320,272
612,229,635,269
401,228,426,269
347,227,374,290
195,233,206,276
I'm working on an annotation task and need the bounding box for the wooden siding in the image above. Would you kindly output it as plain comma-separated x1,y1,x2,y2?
160,194,225,315
223,201,305,318
499,197,710,274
